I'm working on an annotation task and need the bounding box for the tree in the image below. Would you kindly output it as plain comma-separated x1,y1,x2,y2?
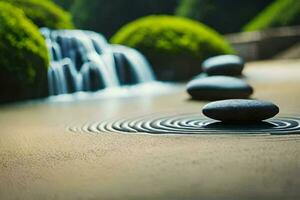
244,0,300,31
52,0,75,10
71,0,179,38
176,0,274,33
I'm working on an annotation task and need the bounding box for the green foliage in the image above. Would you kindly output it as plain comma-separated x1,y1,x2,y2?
111,15,234,80
176,0,274,33
72,0,178,38
244,0,300,31
0,2,49,102
1,0,74,29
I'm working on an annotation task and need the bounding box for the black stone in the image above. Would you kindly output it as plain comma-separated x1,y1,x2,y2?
202,55,244,76
202,99,280,122
186,76,253,100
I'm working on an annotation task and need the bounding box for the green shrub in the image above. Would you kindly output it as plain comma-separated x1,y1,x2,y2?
243,0,300,31
111,15,234,81
0,2,49,102
1,0,74,29
72,0,178,38
176,0,273,34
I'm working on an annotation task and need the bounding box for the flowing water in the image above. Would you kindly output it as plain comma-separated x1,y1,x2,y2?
41,28,155,96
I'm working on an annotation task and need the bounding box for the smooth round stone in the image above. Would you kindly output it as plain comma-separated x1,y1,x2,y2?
202,99,279,122
186,76,253,100
202,55,244,76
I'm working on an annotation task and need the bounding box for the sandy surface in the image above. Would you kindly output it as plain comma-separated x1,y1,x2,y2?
0,60,300,200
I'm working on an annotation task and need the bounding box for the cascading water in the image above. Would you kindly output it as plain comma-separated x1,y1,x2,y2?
41,28,155,96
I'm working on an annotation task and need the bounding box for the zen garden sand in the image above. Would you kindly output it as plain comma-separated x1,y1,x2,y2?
0,60,299,200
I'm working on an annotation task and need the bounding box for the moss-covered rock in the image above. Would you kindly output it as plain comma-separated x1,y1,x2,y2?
2,0,74,29
111,15,234,80
243,0,300,31
0,2,49,102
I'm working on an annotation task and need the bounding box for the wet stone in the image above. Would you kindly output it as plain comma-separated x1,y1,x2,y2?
202,99,280,122
202,55,244,76
186,76,253,100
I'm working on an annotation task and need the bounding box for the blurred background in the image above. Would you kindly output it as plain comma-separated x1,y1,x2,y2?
0,0,300,103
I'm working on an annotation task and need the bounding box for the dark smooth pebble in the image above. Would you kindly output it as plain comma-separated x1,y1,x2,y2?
202,99,280,122
202,55,244,76
186,76,253,100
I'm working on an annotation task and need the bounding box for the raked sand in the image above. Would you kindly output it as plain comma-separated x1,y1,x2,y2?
0,60,300,200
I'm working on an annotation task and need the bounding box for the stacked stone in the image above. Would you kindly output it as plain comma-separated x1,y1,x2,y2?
186,55,279,123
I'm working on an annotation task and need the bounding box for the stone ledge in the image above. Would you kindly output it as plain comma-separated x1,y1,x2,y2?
225,26,300,61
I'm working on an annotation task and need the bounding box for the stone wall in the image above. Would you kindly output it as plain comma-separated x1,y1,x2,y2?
225,26,300,61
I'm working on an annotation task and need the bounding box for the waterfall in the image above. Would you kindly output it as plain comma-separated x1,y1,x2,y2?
41,28,155,96
111,45,155,83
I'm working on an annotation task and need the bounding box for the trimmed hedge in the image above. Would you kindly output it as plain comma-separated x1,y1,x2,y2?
0,2,49,102
244,0,300,31
111,15,234,81
1,0,74,29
